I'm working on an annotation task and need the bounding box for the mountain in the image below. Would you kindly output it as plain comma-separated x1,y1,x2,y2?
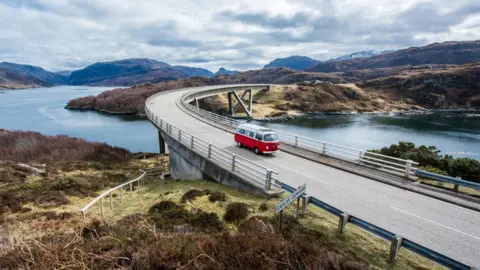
306,40,480,73
68,58,187,86
264,56,319,70
173,66,214,77
55,70,73,77
331,50,394,61
0,68,52,89
0,62,68,85
214,67,240,76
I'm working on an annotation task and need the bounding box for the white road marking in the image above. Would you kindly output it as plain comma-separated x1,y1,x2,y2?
390,206,480,241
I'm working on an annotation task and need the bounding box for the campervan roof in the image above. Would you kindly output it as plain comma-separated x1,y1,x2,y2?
237,123,274,133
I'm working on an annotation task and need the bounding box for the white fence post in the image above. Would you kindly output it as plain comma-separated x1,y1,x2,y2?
120,186,123,203
190,136,194,148
231,155,236,171
208,144,212,158
405,160,412,179
322,141,326,154
358,151,363,163
100,197,104,220
295,136,298,147
109,192,113,210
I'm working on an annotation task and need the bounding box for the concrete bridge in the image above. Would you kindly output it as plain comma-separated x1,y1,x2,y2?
145,84,480,268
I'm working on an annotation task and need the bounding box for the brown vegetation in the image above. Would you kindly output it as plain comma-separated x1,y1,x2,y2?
0,129,131,163
0,203,366,269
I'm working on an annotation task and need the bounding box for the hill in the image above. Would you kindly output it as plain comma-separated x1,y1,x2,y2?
66,67,358,114
67,58,187,86
331,50,394,61
214,67,240,76
0,62,68,85
55,70,72,77
263,55,319,70
174,65,214,77
306,40,480,72
0,68,52,89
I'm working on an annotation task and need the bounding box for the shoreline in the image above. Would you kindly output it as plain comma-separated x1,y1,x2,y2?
253,109,480,122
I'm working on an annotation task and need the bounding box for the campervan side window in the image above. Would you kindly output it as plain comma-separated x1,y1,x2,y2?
248,131,255,138
255,133,262,140
237,129,246,135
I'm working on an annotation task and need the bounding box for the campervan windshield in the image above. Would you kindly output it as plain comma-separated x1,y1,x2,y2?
263,133,278,142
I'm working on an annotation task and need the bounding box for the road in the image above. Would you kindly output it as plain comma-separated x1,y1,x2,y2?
148,86,480,267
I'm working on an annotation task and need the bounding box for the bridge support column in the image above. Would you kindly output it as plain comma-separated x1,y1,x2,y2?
168,145,205,180
228,89,252,117
194,98,199,108
158,130,167,154
227,92,235,116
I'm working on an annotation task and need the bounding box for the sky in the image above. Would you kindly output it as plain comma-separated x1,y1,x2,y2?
0,0,479,72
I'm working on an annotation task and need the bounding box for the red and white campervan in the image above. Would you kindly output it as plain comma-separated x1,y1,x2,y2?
234,123,280,155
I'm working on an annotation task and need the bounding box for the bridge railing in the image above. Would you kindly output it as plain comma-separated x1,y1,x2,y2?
182,101,419,179
145,106,277,190
280,183,473,270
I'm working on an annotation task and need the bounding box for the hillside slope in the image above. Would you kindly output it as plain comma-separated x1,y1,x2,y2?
264,55,319,70
68,58,187,86
0,68,52,89
0,62,67,85
66,67,359,114
307,41,480,72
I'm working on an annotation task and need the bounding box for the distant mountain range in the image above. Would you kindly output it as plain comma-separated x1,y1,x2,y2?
2,40,480,88
214,67,240,76
264,56,319,71
0,68,52,89
174,66,214,78
0,62,68,85
306,40,480,72
331,50,394,61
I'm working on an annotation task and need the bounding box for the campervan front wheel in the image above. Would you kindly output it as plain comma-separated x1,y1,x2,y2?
254,147,260,155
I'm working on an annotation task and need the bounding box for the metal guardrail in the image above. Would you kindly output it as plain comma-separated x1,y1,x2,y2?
81,167,162,220
416,170,480,191
145,104,278,191
280,183,473,270
181,97,419,179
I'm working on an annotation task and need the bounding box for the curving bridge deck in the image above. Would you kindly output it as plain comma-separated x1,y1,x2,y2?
146,84,480,268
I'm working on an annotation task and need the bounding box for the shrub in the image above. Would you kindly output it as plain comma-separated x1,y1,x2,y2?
180,189,205,203
223,202,249,224
238,216,274,233
208,191,227,202
258,202,269,211
371,141,480,183
189,212,226,233
81,219,110,239
148,200,180,214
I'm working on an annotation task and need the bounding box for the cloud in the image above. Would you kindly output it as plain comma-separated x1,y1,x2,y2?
0,0,479,72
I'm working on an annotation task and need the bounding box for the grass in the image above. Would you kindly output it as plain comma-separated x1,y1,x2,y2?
420,179,480,197
81,178,444,269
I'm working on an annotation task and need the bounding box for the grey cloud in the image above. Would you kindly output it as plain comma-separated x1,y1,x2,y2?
216,10,310,29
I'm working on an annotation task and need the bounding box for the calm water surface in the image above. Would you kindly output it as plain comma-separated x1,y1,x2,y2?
0,87,479,159
253,114,480,159
0,86,158,153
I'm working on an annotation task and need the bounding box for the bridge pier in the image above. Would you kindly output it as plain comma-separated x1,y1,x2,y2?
158,130,167,154
227,89,252,117
169,145,206,180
